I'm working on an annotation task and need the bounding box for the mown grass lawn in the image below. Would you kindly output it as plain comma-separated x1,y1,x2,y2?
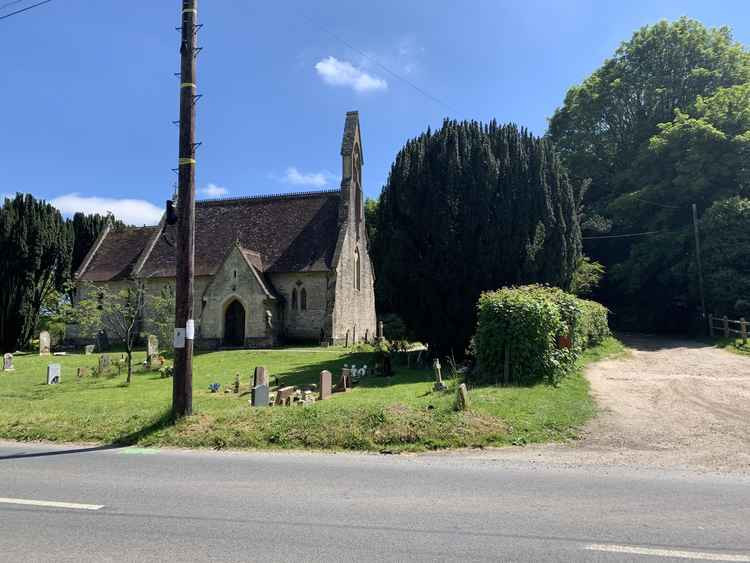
716,336,750,357
0,338,624,452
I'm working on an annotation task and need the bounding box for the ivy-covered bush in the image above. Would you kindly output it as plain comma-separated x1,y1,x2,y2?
474,285,609,386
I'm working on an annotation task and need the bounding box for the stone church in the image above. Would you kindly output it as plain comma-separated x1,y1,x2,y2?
74,111,377,348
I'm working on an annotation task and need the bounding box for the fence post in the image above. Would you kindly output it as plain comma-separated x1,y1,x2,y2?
708,314,714,337
723,316,730,338
741,317,747,345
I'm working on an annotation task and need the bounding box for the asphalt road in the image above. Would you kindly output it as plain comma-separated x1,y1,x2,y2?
1,442,749,562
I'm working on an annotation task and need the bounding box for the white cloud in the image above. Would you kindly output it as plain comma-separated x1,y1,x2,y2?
50,193,163,226
278,167,337,189
199,183,228,198
314,56,387,93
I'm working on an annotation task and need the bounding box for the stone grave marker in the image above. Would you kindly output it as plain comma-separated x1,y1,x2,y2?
319,370,332,400
251,383,269,407
95,330,109,352
274,386,296,406
253,366,268,387
3,353,14,372
334,368,352,393
147,335,159,365
84,344,95,355
455,383,469,411
39,331,51,356
77,367,90,379
47,364,61,385
433,358,447,391
233,373,240,394
99,354,111,373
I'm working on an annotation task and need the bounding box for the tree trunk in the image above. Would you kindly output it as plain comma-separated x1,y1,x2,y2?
126,349,132,385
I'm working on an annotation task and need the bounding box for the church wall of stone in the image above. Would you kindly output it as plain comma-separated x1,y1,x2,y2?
269,272,330,341
332,225,377,344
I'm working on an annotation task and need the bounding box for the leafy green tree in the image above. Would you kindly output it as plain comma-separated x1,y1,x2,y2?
74,280,146,384
571,256,605,297
149,283,176,356
701,197,750,318
374,120,581,355
549,18,750,330
0,193,72,352
549,18,750,215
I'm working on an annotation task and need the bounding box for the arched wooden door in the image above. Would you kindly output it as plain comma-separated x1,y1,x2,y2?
224,300,246,346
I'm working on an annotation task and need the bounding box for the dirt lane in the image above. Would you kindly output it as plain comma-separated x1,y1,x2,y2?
459,335,750,473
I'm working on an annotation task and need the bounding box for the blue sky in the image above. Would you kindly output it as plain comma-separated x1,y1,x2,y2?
2,0,750,225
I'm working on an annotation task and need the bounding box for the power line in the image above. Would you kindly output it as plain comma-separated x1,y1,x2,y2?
301,14,457,114
0,0,30,11
626,193,683,209
0,0,52,21
583,230,668,240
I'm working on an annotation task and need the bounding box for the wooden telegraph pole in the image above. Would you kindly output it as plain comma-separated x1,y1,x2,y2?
173,0,198,418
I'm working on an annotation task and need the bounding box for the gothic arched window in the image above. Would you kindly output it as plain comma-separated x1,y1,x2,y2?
354,247,361,291
291,288,298,311
300,288,307,311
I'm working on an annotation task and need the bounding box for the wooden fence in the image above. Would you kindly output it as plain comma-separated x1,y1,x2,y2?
708,314,748,344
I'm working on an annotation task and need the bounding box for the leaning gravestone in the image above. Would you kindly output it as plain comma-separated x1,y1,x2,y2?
274,386,296,406
84,344,95,356
47,364,61,385
319,370,332,400
251,383,269,407
147,335,159,365
3,353,14,372
39,331,51,356
433,358,447,391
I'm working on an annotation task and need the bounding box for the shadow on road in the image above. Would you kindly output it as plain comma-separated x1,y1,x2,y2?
0,444,122,461
616,332,712,352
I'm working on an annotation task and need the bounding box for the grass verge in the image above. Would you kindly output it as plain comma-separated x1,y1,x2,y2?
0,337,624,452
715,337,750,357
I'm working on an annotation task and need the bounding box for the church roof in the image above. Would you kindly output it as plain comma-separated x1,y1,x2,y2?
77,189,341,282
78,226,159,282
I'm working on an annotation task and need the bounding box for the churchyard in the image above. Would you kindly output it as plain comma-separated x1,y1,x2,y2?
0,338,623,452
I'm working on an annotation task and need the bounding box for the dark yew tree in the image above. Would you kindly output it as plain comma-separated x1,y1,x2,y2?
70,212,114,274
0,194,73,352
374,120,581,355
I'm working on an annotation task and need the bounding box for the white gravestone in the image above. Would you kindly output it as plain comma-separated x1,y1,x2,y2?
39,331,51,356
3,353,13,372
47,364,61,385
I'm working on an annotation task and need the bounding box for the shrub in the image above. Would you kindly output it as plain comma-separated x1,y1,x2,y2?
474,285,609,386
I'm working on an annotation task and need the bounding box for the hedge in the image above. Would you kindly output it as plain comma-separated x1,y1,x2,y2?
474,285,609,386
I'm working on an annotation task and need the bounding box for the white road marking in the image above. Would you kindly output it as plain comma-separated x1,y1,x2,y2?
0,497,104,511
585,544,750,561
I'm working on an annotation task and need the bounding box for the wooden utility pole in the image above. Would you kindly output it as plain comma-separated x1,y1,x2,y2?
692,203,707,328
173,0,198,418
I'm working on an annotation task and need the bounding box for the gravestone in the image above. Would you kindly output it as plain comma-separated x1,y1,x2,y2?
274,386,296,406
39,331,51,356
253,366,268,387
77,367,90,379
251,383,269,407
99,354,111,373
47,364,61,385
3,353,14,372
84,345,95,355
378,320,384,340
233,373,240,394
334,368,352,393
455,383,469,411
433,358,447,391
147,335,159,365
319,370,332,400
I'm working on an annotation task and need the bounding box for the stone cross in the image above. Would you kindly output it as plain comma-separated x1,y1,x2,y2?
251,383,269,407
253,366,268,388
3,353,13,372
47,364,61,385
84,344,95,355
147,335,159,364
39,331,51,356
433,358,447,391
319,370,332,400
